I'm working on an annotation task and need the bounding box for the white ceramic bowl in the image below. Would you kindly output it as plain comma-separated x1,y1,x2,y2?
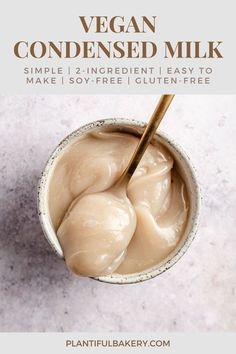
37,118,200,284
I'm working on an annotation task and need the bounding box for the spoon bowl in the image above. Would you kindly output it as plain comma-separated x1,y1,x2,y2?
38,118,200,284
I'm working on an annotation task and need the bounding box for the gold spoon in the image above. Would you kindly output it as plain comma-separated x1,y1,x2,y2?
116,94,174,187
57,95,175,277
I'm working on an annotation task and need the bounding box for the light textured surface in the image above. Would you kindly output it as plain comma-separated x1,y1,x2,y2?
0,95,235,332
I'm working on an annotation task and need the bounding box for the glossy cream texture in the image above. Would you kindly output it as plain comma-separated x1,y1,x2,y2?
48,131,189,276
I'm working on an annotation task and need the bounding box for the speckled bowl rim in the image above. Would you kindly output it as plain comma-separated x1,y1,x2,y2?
37,118,200,285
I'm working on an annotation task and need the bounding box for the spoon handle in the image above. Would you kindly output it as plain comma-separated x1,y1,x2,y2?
119,94,174,185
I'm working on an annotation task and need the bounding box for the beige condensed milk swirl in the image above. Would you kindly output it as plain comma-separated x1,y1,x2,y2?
48,131,189,277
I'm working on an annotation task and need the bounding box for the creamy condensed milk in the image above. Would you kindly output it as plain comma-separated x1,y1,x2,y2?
48,130,189,277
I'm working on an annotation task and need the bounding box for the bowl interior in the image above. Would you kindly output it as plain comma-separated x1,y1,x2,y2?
38,119,200,284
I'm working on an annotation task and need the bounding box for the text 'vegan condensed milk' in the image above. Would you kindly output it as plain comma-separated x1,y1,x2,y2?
48,131,189,277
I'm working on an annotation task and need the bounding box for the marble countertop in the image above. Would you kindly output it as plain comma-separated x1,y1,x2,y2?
0,95,235,332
